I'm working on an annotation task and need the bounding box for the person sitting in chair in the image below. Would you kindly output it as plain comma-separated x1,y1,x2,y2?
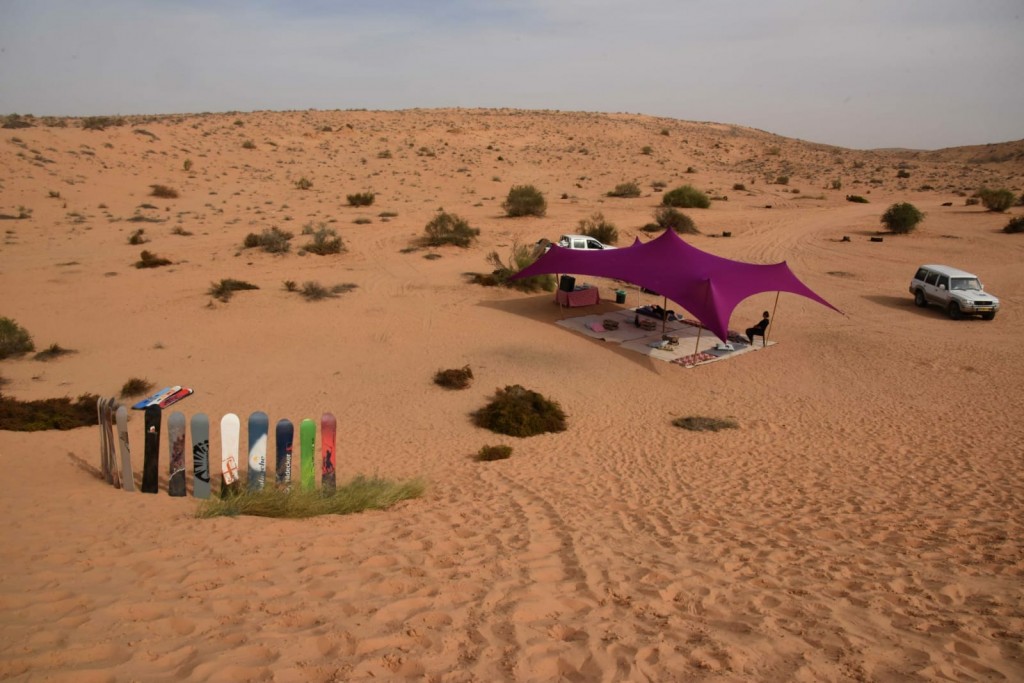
746,311,770,345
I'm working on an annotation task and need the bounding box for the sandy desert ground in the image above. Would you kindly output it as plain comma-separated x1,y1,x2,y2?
1,109,1022,681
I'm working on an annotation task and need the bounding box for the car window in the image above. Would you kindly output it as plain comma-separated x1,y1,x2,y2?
951,278,980,290
924,272,938,286
914,268,928,281
587,240,603,249
937,275,949,289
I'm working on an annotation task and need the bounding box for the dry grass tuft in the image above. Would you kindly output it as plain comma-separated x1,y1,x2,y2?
196,476,425,518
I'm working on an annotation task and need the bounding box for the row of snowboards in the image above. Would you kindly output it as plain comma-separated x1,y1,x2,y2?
96,397,337,498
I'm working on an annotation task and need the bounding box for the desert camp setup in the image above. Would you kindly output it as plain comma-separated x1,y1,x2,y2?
513,229,841,367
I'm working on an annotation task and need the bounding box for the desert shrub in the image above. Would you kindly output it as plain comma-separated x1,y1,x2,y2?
846,195,869,203
33,343,75,361
607,182,641,198
195,475,425,519
183,159,193,172
645,206,697,235
477,445,512,461
347,192,376,207
672,416,738,432
965,197,980,206
295,177,313,190
2,114,33,129
120,377,154,398
128,228,149,245
434,365,473,390
295,282,357,301
149,184,178,199
473,385,567,437
662,185,710,209
208,279,259,302
241,140,256,150
978,188,1017,213
135,250,172,268
896,169,910,179
881,202,924,234
424,212,479,247
243,226,293,253
171,226,193,236
0,317,34,358
641,146,653,155
478,241,555,292
502,185,547,217
578,212,618,244
1003,216,1024,234
81,116,125,131
0,392,100,431
651,180,667,191
831,179,842,190
732,183,746,191
302,225,344,255
775,175,790,186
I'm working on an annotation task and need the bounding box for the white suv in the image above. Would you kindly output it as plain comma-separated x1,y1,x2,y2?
909,264,999,320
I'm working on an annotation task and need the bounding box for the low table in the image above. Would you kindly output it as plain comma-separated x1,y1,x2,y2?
556,287,600,307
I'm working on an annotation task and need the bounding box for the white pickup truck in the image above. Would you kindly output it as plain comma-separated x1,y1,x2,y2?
541,234,617,252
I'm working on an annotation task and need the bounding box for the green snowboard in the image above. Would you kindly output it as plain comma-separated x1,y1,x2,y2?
299,418,316,491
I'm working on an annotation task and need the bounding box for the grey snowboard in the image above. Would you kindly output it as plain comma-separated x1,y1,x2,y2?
115,406,135,492
168,411,187,497
190,413,211,499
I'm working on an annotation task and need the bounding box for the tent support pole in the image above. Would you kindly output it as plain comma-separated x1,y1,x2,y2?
765,291,780,344
662,295,667,333
693,323,703,357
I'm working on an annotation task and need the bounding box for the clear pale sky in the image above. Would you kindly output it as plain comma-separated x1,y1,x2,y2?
1,0,1021,150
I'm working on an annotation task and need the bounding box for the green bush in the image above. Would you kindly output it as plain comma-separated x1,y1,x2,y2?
662,185,710,209
135,250,172,268
473,385,567,437
347,192,376,207
81,116,125,131
775,176,790,186
424,212,479,247
607,182,641,198
896,169,910,179
477,445,512,461
732,183,746,191
846,195,869,203
120,377,154,398
208,279,259,302
1003,216,1024,234
478,242,555,292
0,393,100,431
149,184,179,199
0,317,34,358
33,343,75,361
302,224,344,255
242,140,256,150
502,185,547,217
978,188,1017,213
434,365,473,390
881,202,924,234
672,416,738,432
646,206,697,234
243,227,293,253
196,476,425,519
577,212,618,244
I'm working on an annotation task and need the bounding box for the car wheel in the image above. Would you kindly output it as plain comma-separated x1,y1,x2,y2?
914,290,927,307
948,302,962,320
981,311,996,321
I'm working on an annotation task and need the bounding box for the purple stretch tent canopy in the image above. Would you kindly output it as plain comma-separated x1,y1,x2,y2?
512,229,840,342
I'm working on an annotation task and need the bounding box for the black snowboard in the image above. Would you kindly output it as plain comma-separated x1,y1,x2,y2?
142,405,162,493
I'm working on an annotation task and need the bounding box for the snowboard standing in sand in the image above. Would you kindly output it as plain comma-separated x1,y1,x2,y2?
220,413,241,498
191,413,211,499
142,405,162,493
300,418,316,491
115,405,135,492
167,411,187,497
321,412,337,492
275,419,294,490
248,411,269,491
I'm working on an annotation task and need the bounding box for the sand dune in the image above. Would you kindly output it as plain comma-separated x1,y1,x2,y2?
1,109,1022,681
